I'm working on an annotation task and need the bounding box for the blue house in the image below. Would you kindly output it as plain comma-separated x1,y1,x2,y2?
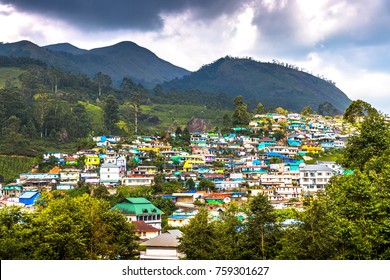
19,191,41,206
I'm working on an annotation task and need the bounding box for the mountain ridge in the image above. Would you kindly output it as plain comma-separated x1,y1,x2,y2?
44,43,88,55
0,40,190,87
0,41,351,112
162,56,351,112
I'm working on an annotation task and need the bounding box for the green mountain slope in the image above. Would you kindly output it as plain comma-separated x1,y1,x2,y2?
0,40,190,87
163,56,351,112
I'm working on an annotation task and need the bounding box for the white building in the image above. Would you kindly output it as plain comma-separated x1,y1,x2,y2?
122,175,154,186
99,163,120,186
300,164,333,193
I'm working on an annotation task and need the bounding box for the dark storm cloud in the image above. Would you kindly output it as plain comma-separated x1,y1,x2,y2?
0,0,249,30
248,0,390,60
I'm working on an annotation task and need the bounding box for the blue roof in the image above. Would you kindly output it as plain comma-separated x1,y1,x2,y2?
19,191,39,199
266,152,290,158
162,195,177,199
184,190,197,193
169,215,192,219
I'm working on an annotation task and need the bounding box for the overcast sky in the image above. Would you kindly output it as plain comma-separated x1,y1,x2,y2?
0,0,389,114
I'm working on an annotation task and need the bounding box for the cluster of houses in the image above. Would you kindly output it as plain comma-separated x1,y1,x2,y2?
0,112,356,259
1,113,354,206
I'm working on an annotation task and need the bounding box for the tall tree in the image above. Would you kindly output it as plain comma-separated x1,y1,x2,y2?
343,99,378,125
103,95,119,134
33,93,51,138
240,193,279,259
255,102,266,115
179,208,217,259
340,106,390,171
232,95,251,126
93,72,112,97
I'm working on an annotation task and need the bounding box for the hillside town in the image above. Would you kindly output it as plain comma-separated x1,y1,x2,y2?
0,111,361,259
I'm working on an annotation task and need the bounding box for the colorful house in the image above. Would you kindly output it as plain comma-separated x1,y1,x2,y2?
85,155,100,166
111,197,163,229
19,191,40,206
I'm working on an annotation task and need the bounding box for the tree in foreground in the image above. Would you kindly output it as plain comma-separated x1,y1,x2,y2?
179,208,217,259
277,101,390,259
0,194,138,260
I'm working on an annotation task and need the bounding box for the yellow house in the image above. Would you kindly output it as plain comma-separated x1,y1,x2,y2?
182,155,206,172
138,147,160,153
301,144,322,154
85,155,100,166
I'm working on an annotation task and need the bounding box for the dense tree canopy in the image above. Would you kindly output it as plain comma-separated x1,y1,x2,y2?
0,194,139,260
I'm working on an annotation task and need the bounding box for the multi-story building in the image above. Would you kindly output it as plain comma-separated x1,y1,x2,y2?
99,163,120,186
299,164,333,194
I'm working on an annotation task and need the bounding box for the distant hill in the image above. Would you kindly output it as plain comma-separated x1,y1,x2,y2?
163,56,351,112
44,43,88,55
0,40,190,87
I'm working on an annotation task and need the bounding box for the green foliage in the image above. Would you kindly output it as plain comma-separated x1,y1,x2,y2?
163,56,351,112
0,67,25,88
179,208,218,260
343,99,378,125
186,178,196,190
180,196,280,260
340,110,390,171
239,194,280,260
0,195,139,260
149,196,177,217
0,155,37,183
278,103,390,259
317,102,341,116
255,102,266,114
197,179,216,192
103,95,120,134
0,206,33,259
232,96,251,126
300,105,314,116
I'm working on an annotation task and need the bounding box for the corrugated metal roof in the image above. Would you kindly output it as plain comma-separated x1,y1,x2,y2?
141,230,182,247
19,191,39,199
300,164,333,171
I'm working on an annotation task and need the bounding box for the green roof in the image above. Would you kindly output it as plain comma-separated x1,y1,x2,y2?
124,197,152,204
111,197,163,215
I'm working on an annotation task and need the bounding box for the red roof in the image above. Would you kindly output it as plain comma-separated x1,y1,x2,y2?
207,193,232,198
133,221,160,232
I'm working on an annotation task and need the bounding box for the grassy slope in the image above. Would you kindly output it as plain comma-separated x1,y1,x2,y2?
0,67,24,88
142,104,231,130
0,155,37,183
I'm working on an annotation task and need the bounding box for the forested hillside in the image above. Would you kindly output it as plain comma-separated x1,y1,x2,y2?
163,56,351,112
0,58,234,156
